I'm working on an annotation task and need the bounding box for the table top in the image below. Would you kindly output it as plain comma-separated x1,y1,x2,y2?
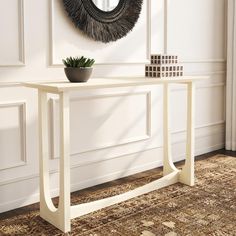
22,76,207,93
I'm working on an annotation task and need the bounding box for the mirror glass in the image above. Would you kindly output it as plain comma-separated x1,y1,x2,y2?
92,0,120,12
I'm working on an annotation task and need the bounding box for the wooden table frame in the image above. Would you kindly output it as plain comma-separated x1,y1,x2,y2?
23,77,201,233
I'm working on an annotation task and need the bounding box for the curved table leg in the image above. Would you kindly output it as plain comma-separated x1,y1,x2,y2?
179,82,195,186
163,82,195,186
38,91,71,233
163,83,179,175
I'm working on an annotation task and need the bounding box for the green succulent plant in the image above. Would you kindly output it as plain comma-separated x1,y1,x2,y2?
62,56,95,68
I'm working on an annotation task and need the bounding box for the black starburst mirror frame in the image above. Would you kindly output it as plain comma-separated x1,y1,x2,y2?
62,0,143,43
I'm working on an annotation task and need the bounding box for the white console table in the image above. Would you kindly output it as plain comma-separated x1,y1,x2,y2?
23,76,205,233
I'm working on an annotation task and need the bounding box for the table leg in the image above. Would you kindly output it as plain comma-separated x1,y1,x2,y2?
38,90,71,233
38,90,57,215
58,92,71,232
163,83,178,175
179,82,195,186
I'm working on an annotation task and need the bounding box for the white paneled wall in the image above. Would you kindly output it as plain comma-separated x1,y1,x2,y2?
0,0,226,213
166,0,225,62
0,101,26,170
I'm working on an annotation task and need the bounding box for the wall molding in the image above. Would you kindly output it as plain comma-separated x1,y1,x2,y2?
49,0,151,66
181,59,226,64
0,82,22,88
164,0,226,64
0,0,25,67
49,90,152,159
0,101,27,170
172,120,225,135
171,81,226,93
186,71,226,76
0,119,225,187
18,0,25,65
164,0,168,54
197,82,226,89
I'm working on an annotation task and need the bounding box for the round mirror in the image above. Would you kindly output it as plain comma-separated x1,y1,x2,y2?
92,0,120,12
63,0,143,43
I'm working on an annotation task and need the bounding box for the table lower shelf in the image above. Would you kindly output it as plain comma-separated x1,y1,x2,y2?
70,170,180,219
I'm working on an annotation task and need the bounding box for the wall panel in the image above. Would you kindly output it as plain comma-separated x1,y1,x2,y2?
0,0,24,66
50,91,151,158
0,101,26,170
166,0,226,62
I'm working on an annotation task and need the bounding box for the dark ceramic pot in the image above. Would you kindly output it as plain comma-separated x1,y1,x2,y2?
64,67,93,83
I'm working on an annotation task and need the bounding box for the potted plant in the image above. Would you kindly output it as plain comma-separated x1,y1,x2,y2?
62,56,95,83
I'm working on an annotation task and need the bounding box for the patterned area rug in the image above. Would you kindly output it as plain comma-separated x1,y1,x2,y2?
0,154,236,236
